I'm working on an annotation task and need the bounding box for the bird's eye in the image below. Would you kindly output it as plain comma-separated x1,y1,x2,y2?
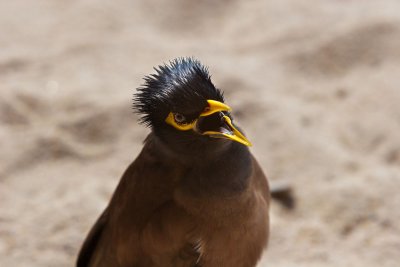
174,113,186,123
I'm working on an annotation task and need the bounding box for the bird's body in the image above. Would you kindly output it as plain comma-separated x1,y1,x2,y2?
77,58,269,267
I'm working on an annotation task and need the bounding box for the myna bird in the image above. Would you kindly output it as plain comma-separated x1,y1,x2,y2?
77,58,270,267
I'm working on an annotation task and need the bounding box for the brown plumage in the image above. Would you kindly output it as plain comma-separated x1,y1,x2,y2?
77,58,269,267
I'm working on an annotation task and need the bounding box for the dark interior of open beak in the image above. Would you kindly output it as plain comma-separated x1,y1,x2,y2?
196,112,233,135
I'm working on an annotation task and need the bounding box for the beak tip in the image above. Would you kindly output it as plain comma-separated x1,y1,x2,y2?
242,140,252,147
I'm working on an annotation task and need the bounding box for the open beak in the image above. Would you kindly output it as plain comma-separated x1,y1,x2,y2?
196,100,252,147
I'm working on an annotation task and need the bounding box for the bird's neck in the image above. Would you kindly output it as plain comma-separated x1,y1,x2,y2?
185,141,253,197
145,133,253,197
146,133,236,164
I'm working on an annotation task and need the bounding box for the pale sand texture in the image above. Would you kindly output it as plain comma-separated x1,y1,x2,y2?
1,1,400,266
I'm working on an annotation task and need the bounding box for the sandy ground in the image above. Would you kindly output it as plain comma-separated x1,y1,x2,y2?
1,0,400,266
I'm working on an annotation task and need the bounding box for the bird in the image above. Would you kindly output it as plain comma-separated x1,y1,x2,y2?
76,57,270,267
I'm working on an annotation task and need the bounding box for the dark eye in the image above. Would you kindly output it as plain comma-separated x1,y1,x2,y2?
174,113,186,123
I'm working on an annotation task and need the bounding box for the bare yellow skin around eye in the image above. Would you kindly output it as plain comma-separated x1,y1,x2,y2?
165,100,231,131
165,112,196,131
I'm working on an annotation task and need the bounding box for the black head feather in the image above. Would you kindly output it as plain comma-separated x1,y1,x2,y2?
133,57,224,128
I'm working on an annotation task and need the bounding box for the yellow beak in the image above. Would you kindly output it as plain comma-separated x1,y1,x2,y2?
200,100,231,116
165,99,252,147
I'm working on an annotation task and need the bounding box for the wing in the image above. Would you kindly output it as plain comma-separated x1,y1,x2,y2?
76,134,196,266
76,208,109,267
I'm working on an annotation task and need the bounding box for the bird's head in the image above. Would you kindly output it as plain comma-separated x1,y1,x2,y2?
133,58,251,155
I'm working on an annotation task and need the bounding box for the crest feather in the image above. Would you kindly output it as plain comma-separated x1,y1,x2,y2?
133,57,224,127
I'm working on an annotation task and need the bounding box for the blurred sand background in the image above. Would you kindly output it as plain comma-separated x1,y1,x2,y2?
1,0,400,266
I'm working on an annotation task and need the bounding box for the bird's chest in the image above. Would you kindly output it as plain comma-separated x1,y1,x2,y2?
115,217,198,267
173,148,253,224
179,146,252,197
139,201,200,266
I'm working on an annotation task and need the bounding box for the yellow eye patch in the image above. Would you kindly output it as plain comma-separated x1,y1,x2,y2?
165,112,196,131
164,99,231,131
